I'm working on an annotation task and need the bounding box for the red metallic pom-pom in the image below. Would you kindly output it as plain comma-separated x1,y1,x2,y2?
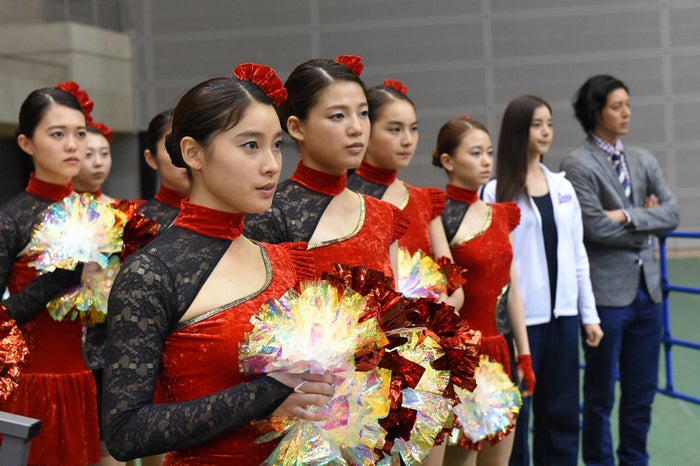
110,199,161,261
0,307,29,401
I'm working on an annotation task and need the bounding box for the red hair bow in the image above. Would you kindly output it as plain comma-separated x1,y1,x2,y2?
55,81,94,121
232,63,288,107
460,115,471,121
383,79,407,95
335,54,364,77
90,121,114,144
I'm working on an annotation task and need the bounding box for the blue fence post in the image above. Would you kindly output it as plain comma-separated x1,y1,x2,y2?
657,231,700,404
658,234,675,393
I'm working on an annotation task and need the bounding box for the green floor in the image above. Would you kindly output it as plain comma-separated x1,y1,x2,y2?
578,257,700,465
639,257,700,465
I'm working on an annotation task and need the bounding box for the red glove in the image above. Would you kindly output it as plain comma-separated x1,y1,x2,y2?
517,354,536,395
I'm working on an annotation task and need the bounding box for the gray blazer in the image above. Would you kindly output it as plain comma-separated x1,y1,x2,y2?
560,138,680,307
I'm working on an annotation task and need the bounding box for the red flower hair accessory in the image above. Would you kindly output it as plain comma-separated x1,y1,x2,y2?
90,121,114,144
460,115,471,121
232,63,288,107
55,81,94,121
335,54,364,77
383,79,407,95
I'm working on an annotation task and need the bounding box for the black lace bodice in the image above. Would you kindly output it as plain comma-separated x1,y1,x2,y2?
346,172,389,199
244,179,334,243
138,197,180,232
442,197,470,243
102,226,292,460
0,191,82,323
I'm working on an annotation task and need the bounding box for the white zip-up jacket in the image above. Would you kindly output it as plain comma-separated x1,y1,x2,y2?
482,164,599,326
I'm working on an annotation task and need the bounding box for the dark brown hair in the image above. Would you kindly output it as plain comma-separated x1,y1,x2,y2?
165,76,274,169
495,95,551,202
572,74,629,134
146,109,173,155
278,58,366,131
431,117,489,170
17,88,85,139
366,83,415,123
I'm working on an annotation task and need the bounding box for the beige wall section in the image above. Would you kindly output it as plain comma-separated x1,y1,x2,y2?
0,22,134,134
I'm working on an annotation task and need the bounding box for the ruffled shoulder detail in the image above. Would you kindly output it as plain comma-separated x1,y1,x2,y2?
390,204,410,242
278,241,315,282
500,201,521,232
425,187,446,218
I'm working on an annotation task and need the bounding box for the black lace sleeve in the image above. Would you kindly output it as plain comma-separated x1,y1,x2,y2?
442,198,470,243
102,230,294,461
3,266,83,324
0,209,19,294
138,198,179,232
245,179,333,243
346,172,389,199
243,201,289,244
0,193,83,323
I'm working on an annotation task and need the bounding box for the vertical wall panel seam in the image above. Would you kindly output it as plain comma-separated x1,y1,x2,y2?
481,0,497,134
659,0,676,188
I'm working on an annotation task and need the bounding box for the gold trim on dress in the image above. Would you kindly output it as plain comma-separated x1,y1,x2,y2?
399,182,410,210
449,204,493,248
307,192,366,249
174,241,273,331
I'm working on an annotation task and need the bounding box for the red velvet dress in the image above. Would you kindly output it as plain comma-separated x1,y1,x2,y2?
0,175,101,466
245,162,408,280
160,242,310,465
102,201,314,462
347,161,445,256
445,186,520,379
309,193,408,279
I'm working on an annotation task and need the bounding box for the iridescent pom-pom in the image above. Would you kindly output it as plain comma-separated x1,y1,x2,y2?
452,355,522,444
397,247,447,299
240,280,391,465
46,255,121,325
26,193,127,272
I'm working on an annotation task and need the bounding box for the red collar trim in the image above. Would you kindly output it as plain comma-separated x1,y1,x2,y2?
25,173,73,201
75,188,103,197
173,200,244,240
445,184,478,205
355,160,397,186
289,161,346,196
155,185,187,209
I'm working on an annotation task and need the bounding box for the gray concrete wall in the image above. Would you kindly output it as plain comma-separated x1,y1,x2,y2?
0,0,698,246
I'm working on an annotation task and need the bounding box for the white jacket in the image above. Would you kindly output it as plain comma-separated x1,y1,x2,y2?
482,164,599,326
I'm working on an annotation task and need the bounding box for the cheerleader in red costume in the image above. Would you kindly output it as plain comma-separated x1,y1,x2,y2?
0,82,101,465
347,79,463,312
74,122,115,203
432,117,535,466
139,108,190,231
101,64,335,465
244,55,408,280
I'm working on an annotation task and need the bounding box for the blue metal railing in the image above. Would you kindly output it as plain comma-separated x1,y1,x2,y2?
657,231,700,405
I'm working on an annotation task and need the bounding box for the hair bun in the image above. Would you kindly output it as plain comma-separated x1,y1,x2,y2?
164,132,185,168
